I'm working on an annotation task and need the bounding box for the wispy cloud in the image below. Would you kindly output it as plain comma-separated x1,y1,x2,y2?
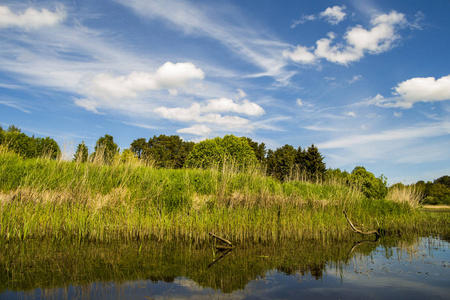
291,5,346,28
114,0,291,81
318,121,450,149
0,99,31,113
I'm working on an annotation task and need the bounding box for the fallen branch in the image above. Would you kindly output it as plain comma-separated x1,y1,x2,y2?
209,232,234,247
343,211,379,236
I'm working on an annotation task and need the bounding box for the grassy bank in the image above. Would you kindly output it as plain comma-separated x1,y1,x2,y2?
0,149,448,242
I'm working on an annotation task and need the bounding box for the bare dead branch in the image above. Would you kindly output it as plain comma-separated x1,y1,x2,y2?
209,232,234,247
343,211,379,236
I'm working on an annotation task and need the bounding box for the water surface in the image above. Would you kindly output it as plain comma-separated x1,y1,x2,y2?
1,235,449,299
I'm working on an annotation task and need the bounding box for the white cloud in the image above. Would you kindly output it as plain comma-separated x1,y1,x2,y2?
0,5,66,29
74,98,101,114
368,75,450,108
86,62,204,99
296,98,303,106
236,89,247,99
203,98,264,116
320,6,346,25
290,14,316,28
283,45,317,64
177,124,212,136
114,0,291,81
318,121,450,149
348,75,363,83
154,96,264,130
313,11,406,65
394,111,402,118
291,6,346,28
314,33,362,65
345,111,357,117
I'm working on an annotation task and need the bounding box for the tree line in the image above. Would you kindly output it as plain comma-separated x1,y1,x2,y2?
6,124,447,204
0,125,60,159
392,176,450,205
75,133,327,181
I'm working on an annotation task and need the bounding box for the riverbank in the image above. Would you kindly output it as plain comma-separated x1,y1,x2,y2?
422,205,450,212
0,149,448,242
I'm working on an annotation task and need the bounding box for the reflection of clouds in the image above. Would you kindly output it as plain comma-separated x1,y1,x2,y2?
324,237,450,299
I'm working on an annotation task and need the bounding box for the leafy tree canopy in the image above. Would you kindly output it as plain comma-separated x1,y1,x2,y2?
185,135,257,169
94,134,118,164
74,141,89,163
0,125,60,159
350,166,388,199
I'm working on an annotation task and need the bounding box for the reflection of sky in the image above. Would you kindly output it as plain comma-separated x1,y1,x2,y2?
1,238,449,300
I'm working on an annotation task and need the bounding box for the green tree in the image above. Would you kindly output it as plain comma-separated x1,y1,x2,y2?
74,141,89,162
36,137,60,159
130,138,148,159
245,137,267,163
185,135,257,169
434,175,450,188
94,134,118,164
350,166,388,199
2,131,36,158
303,144,326,180
146,135,194,168
268,144,297,181
7,125,21,133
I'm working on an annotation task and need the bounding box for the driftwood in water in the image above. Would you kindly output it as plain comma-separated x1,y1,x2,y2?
209,232,235,248
343,211,380,237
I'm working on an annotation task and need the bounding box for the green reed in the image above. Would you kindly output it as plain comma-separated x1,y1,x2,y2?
0,149,448,242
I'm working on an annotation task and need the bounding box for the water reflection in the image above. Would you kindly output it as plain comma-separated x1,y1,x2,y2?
0,234,449,299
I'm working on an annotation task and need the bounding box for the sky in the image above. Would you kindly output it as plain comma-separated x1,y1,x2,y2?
0,0,449,184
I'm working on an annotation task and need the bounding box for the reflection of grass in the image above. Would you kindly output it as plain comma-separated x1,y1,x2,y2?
0,149,449,242
0,234,432,294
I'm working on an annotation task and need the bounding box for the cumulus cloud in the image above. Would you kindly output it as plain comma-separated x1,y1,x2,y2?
86,62,205,99
368,75,450,108
203,98,265,116
288,10,407,65
154,97,264,130
316,11,405,64
0,5,66,29
177,124,212,136
283,45,317,64
320,6,346,25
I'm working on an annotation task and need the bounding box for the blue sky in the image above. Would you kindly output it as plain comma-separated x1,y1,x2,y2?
0,0,449,184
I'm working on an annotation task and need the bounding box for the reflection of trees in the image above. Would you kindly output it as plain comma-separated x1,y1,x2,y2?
0,234,435,294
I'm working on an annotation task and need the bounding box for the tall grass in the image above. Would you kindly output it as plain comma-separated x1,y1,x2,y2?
0,148,448,242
